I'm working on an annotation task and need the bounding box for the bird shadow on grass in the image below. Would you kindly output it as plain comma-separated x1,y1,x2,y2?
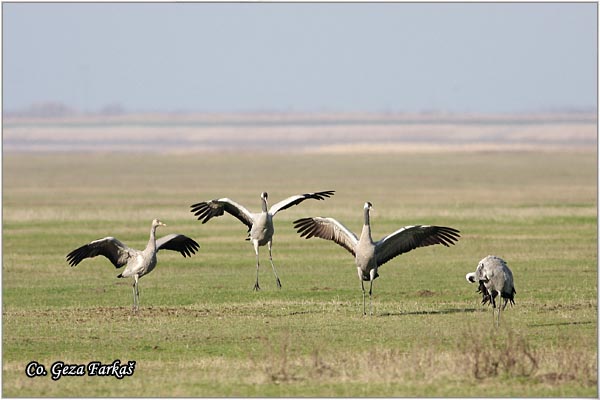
528,320,594,328
377,308,479,317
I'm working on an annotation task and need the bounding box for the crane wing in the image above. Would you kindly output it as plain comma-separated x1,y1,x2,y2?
156,234,200,258
293,217,358,256
375,225,460,266
269,190,335,216
66,237,133,268
190,198,254,229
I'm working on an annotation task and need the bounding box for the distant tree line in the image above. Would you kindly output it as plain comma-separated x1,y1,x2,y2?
5,102,126,118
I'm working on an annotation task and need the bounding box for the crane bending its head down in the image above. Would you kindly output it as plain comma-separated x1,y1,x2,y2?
466,255,515,327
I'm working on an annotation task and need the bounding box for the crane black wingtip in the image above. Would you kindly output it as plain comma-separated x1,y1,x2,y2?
314,190,335,200
293,217,312,226
66,247,85,267
180,237,200,257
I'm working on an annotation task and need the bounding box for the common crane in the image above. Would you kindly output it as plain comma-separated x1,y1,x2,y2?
293,202,460,315
66,218,199,311
190,190,335,290
466,255,515,326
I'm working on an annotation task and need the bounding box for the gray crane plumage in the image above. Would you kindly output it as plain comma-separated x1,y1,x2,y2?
190,190,335,290
294,202,460,315
66,218,200,311
466,255,515,326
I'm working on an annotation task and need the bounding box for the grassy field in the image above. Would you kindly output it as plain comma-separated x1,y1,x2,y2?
2,150,597,397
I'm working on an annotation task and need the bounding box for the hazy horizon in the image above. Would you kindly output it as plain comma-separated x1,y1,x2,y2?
3,2,597,114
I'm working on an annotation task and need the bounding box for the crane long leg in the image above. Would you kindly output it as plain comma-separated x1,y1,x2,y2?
368,269,377,316
267,241,282,289
368,281,373,316
132,275,140,312
497,305,501,327
253,241,261,291
132,282,136,311
491,293,498,328
362,281,366,316
136,276,140,311
358,268,366,315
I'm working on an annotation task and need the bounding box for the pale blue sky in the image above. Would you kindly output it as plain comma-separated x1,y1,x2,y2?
2,2,597,113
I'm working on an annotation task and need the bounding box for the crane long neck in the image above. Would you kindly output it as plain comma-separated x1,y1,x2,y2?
146,224,158,253
261,198,268,213
360,207,373,242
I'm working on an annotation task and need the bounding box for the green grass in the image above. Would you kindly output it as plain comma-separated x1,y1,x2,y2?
2,151,597,397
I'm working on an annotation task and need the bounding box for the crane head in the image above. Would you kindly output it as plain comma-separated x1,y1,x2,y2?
152,218,167,228
465,272,476,283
